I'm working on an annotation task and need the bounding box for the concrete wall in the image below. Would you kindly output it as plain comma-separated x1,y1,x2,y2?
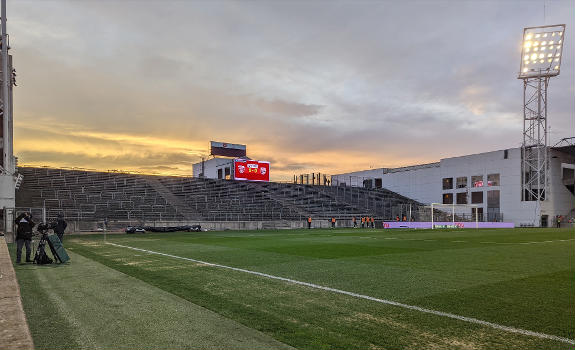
0,174,16,242
332,164,442,204
541,149,575,226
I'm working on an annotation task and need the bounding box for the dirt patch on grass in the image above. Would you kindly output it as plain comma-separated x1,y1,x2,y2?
349,312,410,330
142,264,205,271
73,241,104,248
417,331,479,350
122,260,157,266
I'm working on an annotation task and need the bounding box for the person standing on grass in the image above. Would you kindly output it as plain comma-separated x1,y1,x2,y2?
54,214,67,243
556,215,562,228
352,216,357,228
14,212,35,264
361,216,365,228
371,217,375,228
307,216,312,229
331,217,336,229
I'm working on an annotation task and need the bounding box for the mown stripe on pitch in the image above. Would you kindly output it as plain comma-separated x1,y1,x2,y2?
107,242,575,346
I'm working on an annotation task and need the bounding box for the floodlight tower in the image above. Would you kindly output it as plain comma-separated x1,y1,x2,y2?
518,24,565,203
0,0,16,242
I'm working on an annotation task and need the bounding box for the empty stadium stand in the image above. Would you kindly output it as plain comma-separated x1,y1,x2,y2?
16,167,427,227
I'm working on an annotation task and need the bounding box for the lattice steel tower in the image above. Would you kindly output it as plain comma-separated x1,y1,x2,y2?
518,24,565,202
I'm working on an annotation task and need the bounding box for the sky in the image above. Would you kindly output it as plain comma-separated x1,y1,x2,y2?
9,0,575,180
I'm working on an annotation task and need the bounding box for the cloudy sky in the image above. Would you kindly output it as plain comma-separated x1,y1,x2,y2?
10,0,575,180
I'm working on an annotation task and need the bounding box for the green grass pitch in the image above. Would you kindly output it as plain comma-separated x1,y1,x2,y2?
11,227,575,349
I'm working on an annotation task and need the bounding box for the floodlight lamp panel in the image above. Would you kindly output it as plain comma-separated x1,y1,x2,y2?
518,24,566,79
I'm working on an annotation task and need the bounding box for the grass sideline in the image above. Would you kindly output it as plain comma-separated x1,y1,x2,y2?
11,227,575,349
9,248,294,350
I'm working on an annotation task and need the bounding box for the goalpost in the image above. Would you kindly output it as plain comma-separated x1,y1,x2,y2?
429,203,480,229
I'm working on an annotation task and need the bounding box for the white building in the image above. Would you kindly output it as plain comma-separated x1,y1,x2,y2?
192,157,236,180
331,146,574,227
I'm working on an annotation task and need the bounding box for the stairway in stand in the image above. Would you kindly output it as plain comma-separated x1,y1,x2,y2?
143,177,201,220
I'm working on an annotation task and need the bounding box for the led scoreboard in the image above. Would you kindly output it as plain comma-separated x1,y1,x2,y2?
233,159,270,182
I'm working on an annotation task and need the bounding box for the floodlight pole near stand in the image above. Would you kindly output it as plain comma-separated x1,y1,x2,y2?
518,24,565,208
0,0,16,242
521,74,549,202
1,0,12,175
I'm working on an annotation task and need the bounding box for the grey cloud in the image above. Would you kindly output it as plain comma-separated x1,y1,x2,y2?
254,99,322,118
10,0,575,179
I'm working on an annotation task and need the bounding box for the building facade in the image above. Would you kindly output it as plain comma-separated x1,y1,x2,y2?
331,147,574,227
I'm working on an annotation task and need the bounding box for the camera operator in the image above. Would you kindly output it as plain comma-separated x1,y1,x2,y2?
14,212,35,264
54,214,67,243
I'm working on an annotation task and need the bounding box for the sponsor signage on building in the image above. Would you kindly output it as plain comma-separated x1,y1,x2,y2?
234,159,270,182
210,141,247,157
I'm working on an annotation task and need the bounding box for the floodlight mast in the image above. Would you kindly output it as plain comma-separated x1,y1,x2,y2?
1,0,13,175
518,24,565,204
0,0,16,243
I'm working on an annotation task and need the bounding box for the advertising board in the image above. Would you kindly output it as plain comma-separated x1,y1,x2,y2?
210,141,247,157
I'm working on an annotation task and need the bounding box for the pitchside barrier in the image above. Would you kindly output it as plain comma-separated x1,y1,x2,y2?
58,219,399,232
34,217,517,234
382,221,515,229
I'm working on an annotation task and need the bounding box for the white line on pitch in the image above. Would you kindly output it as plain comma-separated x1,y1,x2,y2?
106,242,574,346
516,238,575,245
481,238,575,245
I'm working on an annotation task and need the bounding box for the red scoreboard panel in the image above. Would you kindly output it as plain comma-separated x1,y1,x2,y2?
234,159,270,182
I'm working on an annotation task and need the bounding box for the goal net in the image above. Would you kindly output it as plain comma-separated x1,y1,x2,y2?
426,203,481,229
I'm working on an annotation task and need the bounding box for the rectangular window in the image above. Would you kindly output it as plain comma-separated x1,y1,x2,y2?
456,192,468,204
456,176,467,189
472,207,484,221
443,193,453,204
487,190,500,208
471,191,483,204
504,149,509,159
487,173,500,186
442,178,453,190
471,175,483,187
